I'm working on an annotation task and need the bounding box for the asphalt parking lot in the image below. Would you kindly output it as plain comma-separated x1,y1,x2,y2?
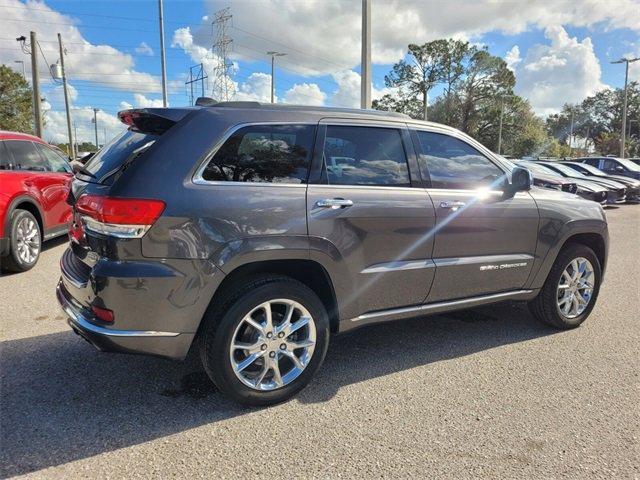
1,205,638,479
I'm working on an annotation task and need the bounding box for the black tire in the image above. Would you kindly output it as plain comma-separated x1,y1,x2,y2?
199,275,330,406
1,210,41,273
528,243,601,329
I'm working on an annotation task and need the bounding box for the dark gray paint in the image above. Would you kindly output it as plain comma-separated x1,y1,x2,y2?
57,104,609,360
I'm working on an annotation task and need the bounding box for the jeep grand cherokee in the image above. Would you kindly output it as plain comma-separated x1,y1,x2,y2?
57,102,608,406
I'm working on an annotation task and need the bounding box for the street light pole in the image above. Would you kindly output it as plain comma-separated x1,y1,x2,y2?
360,0,371,109
497,99,505,155
92,108,99,148
569,108,575,158
267,51,286,103
158,0,168,107
611,57,640,158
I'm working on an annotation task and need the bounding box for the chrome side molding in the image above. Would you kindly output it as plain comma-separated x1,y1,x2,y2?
350,289,536,325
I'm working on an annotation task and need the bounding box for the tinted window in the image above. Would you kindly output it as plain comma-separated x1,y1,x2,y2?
583,158,600,167
0,141,10,170
36,144,71,173
416,131,504,189
202,124,315,184
4,140,48,172
322,126,410,186
84,130,157,182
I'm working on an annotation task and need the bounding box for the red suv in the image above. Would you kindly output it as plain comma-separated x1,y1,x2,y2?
1,131,73,272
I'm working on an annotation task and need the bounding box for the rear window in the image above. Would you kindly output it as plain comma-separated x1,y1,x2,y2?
82,130,157,183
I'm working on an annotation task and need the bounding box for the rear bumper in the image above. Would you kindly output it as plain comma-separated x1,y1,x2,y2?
57,280,195,360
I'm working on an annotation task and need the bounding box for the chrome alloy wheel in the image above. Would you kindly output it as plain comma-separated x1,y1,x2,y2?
556,257,594,319
15,216,40,264
229,299,316,391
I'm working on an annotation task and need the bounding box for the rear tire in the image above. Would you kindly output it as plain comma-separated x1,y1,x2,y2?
199,275,330,406
1,210,41,273
528,243,601,329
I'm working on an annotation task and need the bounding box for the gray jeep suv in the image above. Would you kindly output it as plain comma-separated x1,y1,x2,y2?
57,102,608,406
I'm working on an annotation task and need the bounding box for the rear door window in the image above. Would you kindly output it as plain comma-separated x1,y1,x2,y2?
321,125,410,186
201,124,315,184
82,130,157,183
4,140,49,172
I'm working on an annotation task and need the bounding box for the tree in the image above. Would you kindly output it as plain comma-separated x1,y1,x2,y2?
384,41,450,120
77,142,98,152
0,64,33,133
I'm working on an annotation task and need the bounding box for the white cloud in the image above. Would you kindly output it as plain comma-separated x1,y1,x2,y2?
119,101,133,110
233,73,272,102
512,26,607,116
132,93,165,108
135,42,154,56
505,46,521,72
200,0,640,75
284,83,326,105
0,0,161,93
330,70,393,108
43,107,125,146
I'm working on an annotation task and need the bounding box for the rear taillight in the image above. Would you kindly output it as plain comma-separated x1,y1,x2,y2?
75,195,165,238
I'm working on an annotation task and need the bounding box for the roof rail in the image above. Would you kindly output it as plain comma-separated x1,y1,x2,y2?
203,101,410,119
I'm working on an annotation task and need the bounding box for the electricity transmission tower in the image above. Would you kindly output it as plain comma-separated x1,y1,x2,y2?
185,63,208,106
211,7,234,101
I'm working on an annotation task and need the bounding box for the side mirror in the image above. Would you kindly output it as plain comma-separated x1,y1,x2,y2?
507,166,532,194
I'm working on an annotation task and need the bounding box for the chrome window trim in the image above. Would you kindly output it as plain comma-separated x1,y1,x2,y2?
308,184,421,192
192,121,317,186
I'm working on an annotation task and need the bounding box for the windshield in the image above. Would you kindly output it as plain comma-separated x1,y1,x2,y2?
82,130,158,183
616,158,640,172
573,163,607,176
518,161,562,176
543,162,586,177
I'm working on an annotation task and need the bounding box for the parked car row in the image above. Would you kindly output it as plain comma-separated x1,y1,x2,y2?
513,157,640,205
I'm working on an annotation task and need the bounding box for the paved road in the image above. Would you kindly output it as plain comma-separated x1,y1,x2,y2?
1,205,639,479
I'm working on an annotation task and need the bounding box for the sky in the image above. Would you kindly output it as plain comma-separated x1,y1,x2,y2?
1,0,639,145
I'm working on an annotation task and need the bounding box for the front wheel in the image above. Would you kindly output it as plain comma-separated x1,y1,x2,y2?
529,243,602,329
200,275,330,406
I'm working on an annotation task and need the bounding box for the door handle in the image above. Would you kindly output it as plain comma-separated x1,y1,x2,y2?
315,198,354,209
440,200,466,211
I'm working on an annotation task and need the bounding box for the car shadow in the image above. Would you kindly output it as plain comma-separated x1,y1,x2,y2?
0,302,556,477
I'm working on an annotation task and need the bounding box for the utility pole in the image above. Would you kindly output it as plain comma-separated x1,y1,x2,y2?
92,108,99,149
611,57,640,158
267,51,286,103
73,121,78,153
360,0,371,109
158,0,168,107
57,33,75,159
185,63,207,106
568,108,575,158
29,32,44,138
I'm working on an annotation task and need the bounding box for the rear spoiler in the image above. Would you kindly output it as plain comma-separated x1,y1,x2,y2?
117,108,193,135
